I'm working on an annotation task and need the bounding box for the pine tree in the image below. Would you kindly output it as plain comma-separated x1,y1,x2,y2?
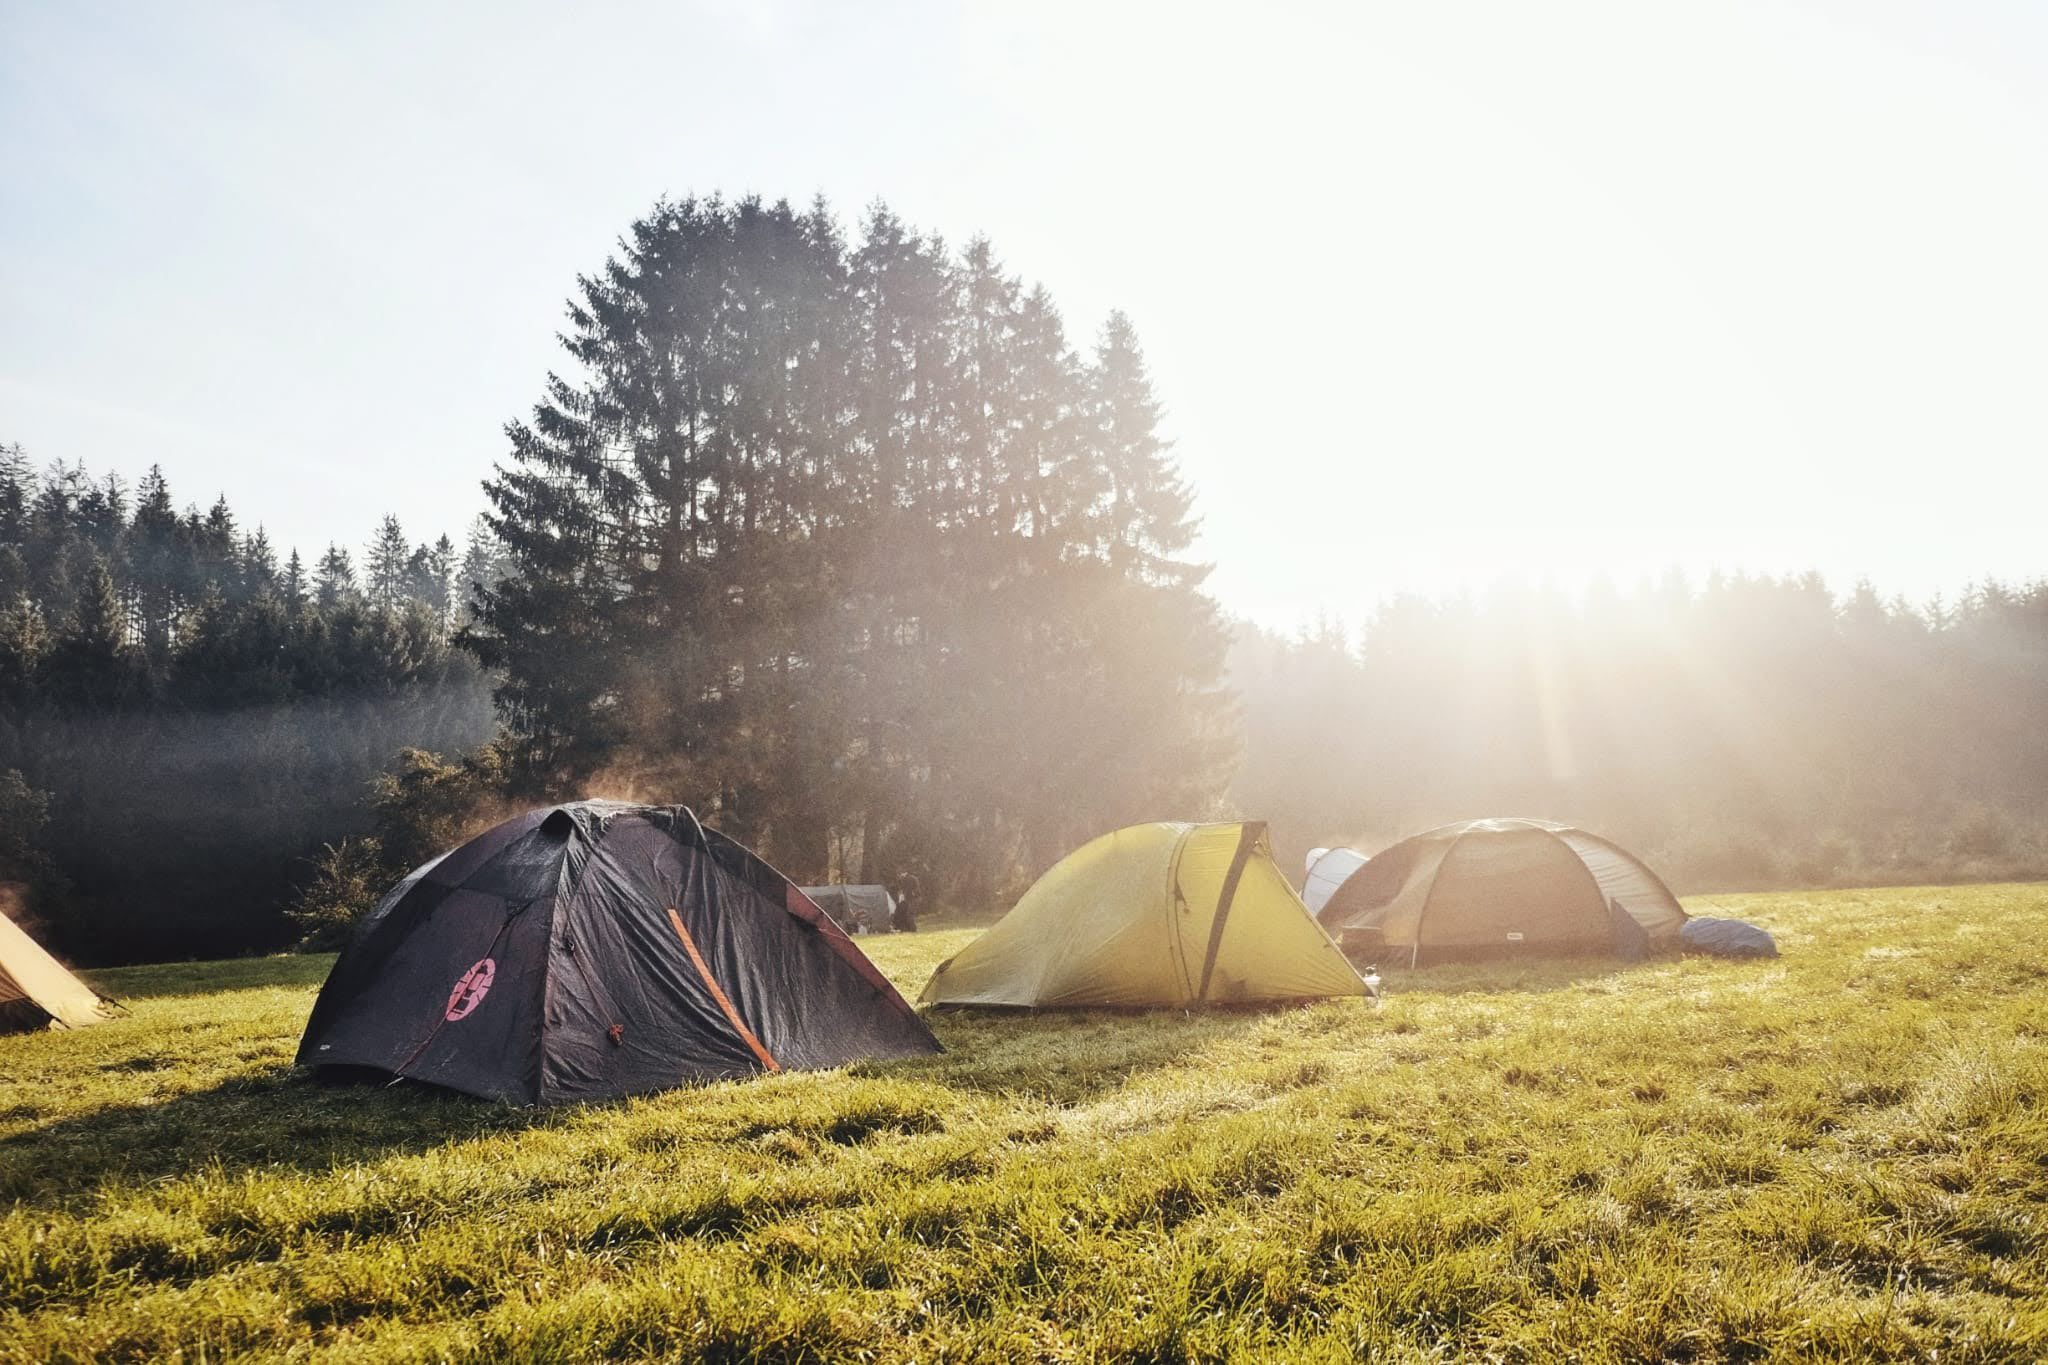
25,462,86,621
404,534,455,620
242,527,280,594
1086,310,1197,584
455,517,507,624
0,444,33,548
76,471,128,557
316,544,357,608
171,583,235,706
365,514,410,607
282,549,308,612
127,465,184,660
0,594,49,708
44,555,141,708
955,236,1022,530
0,546,23,605
1009,285,1087,545
236,586,295,703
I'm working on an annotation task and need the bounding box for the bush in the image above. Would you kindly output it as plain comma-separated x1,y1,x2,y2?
1945,804,2017,862
0,767,70,931
286,837,391,950
1790,831,1855,886
286,741,522,952
371,742,512,873
1652,821,1786,892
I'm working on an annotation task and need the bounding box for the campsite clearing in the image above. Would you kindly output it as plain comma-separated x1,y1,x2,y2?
2,885,2045,1362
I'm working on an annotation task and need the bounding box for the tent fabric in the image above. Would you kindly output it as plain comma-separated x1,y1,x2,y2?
298,801,941,1104
919,821,1368,1009
1681,916,1779,958
1301,846,1370,914
798,884,897,934
1317,817,1687,963
1608,897,1651,962
0,908,111,1033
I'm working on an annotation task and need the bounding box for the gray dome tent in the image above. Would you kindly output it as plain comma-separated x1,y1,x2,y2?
1317,818,1686,964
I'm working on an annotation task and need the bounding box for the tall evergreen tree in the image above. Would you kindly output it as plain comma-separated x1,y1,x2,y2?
405,534,455,620
364,515,410,607
127,465,184,663
282,548,308,612
43,555,141,708
75,471,128,557
0,444,33,548
316,544,357,608
1086,311,1197,584
472,196,1237,895
455,517,508,624
242,527,280,594
0,594,49,708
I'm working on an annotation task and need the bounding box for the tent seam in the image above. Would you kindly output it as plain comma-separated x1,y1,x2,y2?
1545,827,1617,947
1408,828,1473,967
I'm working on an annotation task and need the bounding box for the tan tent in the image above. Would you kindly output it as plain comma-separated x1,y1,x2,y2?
1317,817,1687,964
0,909,111,1033
919,821,1369,1008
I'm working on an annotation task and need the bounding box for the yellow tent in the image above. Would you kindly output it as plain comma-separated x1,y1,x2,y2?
0,908,111,1033
919,821,1368,1008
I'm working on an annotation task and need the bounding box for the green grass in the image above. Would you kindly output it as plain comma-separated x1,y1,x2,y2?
2,886,2045,1362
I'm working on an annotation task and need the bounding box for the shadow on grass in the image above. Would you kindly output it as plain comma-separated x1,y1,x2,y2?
1,1009,1277,1199
6,954,1658,1202
3,1033,1261,1204
0,1064,558,1205
895,1004,1298,1105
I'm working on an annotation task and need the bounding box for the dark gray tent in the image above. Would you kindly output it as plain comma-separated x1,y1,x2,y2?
1318,817,1687,964
299,801,940,1103
797,884,897,934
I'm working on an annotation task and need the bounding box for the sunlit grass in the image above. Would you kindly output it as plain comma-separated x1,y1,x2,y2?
2,886,2044,1361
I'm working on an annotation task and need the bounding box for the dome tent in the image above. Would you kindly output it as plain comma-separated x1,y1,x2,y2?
0,909,113,1034
920,821,1369,1009
299,801,940,1103
797,883,897,934
1317,818,1686,965
1301,846,1370,914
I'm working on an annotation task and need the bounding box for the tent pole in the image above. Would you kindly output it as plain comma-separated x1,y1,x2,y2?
1195,822,1265,1003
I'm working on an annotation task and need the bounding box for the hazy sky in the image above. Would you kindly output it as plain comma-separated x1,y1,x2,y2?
5,1,2045,629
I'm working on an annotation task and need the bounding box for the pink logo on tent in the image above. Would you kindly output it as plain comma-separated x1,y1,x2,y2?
445,958,496,1021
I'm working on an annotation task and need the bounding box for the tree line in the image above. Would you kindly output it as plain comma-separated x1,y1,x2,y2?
1232,571,2048,891
0,446,509,710
0,451,499,961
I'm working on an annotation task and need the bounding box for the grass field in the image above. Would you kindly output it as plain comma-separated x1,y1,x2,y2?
2,886,2045,1362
